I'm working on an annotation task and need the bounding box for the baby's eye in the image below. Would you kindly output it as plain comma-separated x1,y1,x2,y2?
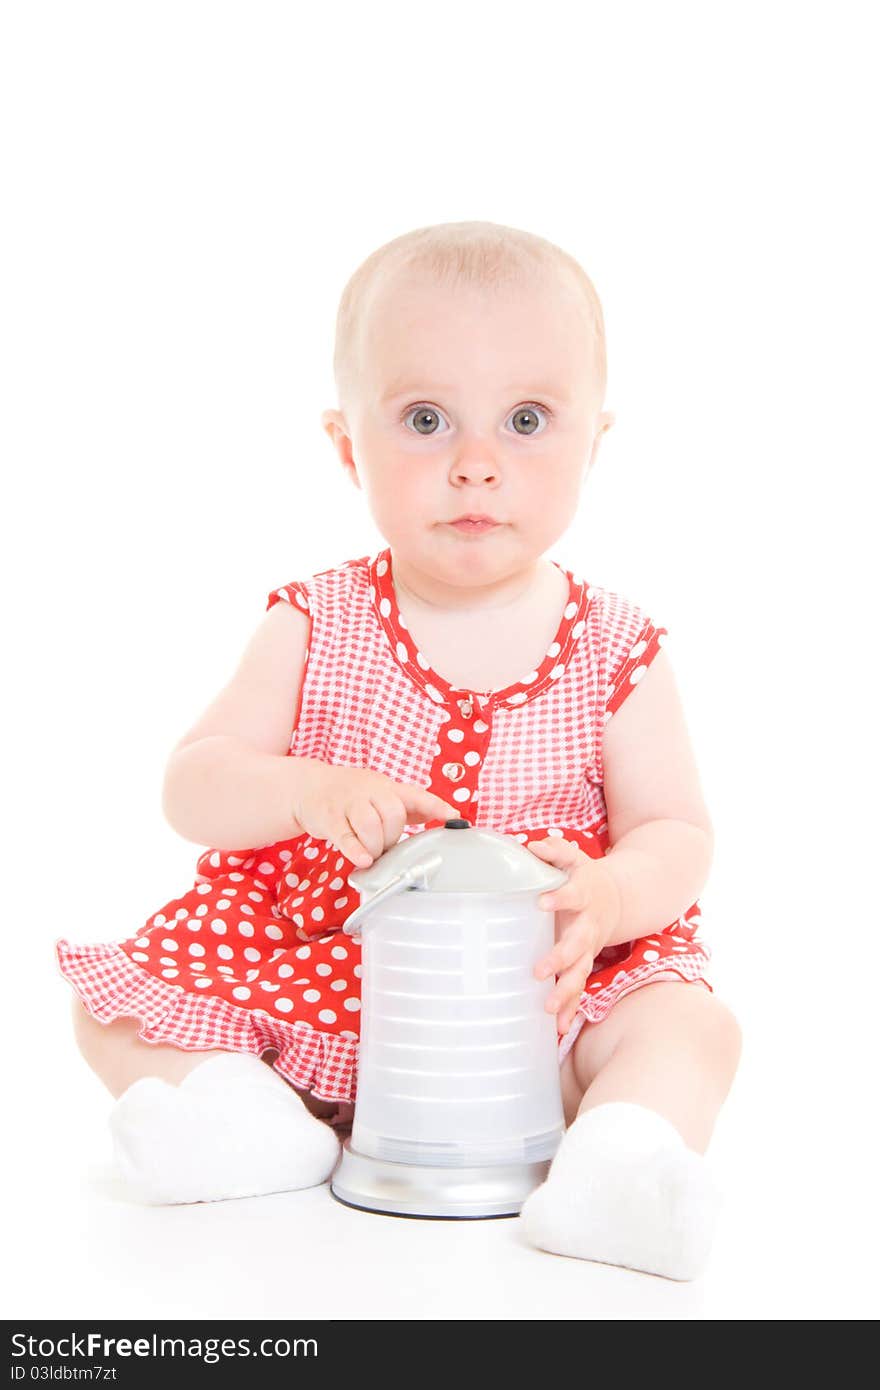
403,403,551,437
403,406,448,436
507,404,550,436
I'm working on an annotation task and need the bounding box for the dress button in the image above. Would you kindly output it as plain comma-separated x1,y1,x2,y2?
442,762,466,783
457,697,473,718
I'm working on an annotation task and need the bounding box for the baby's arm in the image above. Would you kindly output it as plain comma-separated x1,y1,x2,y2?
599,649,714,944
161,602,318,849
160,604,457,856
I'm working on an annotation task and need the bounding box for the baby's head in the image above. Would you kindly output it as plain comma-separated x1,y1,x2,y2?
322,221,614,594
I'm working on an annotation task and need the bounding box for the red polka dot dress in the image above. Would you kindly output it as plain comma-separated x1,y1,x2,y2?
56,548,712,1105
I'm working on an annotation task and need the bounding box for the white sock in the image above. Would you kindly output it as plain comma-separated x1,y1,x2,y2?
519,1101,723,1281
109,1052,342,1205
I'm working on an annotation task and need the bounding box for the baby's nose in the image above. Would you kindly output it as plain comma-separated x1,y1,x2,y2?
452,444,499,481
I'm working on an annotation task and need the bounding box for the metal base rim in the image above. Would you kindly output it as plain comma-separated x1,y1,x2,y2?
329,1188,518,1221
329,1138,549,1219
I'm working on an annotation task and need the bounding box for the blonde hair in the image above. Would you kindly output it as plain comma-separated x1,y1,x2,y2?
332,220,607,410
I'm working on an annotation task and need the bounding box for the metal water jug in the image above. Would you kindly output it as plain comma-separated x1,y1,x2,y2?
329,818,568,1218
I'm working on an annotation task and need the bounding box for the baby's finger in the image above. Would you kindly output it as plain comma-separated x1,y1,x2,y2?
335,824,374,869
526,837,584,867
544,956,594,1024
557,996,587,1036
369,795,408,852
537,875,588,914
534,913,597,980
345,803,386,863
401,785,461,825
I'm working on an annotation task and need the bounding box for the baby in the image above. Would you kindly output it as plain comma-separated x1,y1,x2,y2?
57,220,742,1282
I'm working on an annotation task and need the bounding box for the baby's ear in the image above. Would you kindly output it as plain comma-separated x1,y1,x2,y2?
321,408,351,457
321,408,346,441
321,409,360,488
583,411,615,480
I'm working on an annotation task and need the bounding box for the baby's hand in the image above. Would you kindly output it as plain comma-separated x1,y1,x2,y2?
292,761,459,868
526,837,623,1035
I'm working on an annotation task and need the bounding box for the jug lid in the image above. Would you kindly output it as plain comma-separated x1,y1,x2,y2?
348,819,568,896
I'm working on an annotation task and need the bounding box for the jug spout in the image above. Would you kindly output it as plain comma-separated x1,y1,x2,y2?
342,853,443,937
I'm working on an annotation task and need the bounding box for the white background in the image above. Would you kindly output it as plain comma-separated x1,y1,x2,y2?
2,0,877,1320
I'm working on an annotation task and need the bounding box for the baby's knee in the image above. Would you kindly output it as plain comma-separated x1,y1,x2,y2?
70,994,137,1059
68,995,210,1098
691,996,743,1096
706,999,743,1068
70,996,134,1090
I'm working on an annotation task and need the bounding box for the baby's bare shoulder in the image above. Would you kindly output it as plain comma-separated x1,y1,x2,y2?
169,600,311,760
602,649,713,842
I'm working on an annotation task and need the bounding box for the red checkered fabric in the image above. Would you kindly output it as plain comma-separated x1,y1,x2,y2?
56,547,712,1100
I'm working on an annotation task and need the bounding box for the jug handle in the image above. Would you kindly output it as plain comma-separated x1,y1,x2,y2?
341,853,443,937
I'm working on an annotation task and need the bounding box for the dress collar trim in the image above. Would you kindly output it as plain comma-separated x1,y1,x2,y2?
367,546,591,713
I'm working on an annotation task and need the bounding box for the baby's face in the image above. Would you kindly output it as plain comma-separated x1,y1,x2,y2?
323,270,612,593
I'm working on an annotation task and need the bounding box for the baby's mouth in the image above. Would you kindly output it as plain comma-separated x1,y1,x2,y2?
447,516,502,534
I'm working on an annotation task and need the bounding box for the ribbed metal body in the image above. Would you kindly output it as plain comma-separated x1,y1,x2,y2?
331,890,564,1215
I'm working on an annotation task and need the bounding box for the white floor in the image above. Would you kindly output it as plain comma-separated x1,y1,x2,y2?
6,958,877,1322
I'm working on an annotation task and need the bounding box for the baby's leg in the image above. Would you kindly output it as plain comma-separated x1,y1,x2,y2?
521,982,742,1280
71,999,337,1117
71,996,229,1096
69,997,341,1204
567,979,741,1152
